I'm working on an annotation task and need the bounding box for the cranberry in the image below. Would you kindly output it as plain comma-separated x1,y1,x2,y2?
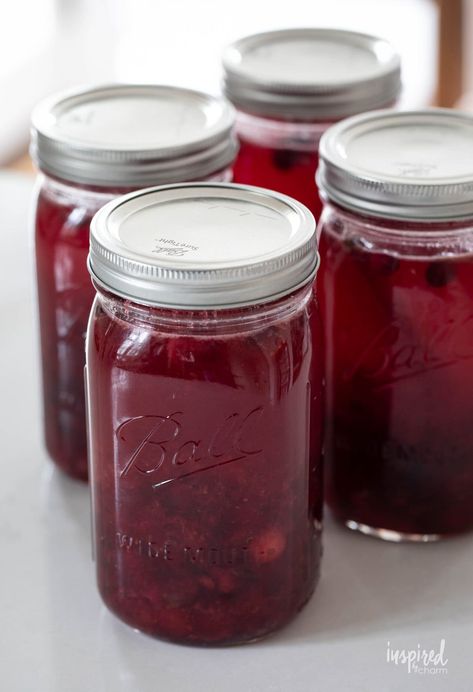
232,138,321,217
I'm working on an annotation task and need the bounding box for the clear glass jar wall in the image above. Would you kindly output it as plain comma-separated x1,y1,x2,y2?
34,177,124,479
319,204,473,539
232,113,326,218
87,284,323,644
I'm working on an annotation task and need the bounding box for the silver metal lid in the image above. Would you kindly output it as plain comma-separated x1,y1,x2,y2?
89,183,318,309
223,28,401,121
318,108,473,221
31,84,237,187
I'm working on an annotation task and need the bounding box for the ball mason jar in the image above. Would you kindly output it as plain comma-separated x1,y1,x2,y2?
86,183,323,645
223,28,401,218
317,109,473,541
31,84,237,480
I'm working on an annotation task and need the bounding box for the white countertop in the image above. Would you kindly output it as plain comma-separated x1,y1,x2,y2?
1,172,472,692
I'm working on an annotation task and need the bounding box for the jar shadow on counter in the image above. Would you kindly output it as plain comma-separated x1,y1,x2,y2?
40,466,92,559
266,512,473,646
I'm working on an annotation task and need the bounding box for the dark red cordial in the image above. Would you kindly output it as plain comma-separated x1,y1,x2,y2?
319,217,473,537
87,288,324,645
35,183,99,480
232,138,321,218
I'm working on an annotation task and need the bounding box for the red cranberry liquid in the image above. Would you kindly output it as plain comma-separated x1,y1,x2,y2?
35,174,230,481
35,183,99,480
320,220,473,537
87,288,323,644
232,139,321,218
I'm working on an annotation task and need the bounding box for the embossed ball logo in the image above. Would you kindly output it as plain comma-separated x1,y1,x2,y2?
117,407,265,487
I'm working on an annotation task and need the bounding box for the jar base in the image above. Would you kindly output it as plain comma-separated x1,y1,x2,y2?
344,519,442,543
46,452,89,483
99,570,319,647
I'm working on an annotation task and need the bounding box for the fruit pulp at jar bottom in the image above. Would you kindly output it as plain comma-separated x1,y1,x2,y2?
88,297,323,644
232,138,321,218
320,230,473,536
35,188,95,481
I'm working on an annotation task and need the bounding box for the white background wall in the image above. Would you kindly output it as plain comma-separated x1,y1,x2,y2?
0,0,438,163
113,0,438,107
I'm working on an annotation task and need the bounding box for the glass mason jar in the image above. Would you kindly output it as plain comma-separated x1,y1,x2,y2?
31,85,237,481
223,28,401,218
318,109,473,541
86,183,323,645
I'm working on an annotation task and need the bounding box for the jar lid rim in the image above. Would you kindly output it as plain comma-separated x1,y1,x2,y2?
318,108,473,221
31,84,237,187
89,182,318,309
223,28,401,120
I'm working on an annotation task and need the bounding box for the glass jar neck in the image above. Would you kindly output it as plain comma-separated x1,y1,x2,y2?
235,110,332,151
94,281,313,336
38,172,136,213
321,201,473,258
38,166,233,213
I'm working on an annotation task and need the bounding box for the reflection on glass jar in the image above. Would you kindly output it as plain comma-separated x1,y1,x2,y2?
31,85,237,480
86,183,323,645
